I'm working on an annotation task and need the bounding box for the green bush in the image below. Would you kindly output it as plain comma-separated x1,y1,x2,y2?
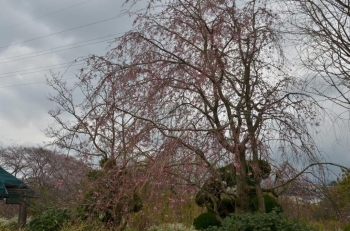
205,210,317,231
0,224,10,231
0,222,10,231
217,198,235,218
249,194,282,213
195,191,212,208
59,219,110,231
0,217,18,231
344,223,350,231
193,212,221,230
147,223,196,231
195,161,273,219
26,209,71,231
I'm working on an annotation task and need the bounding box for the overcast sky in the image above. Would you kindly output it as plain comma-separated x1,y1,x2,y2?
0,0,348,178
0,0,134,145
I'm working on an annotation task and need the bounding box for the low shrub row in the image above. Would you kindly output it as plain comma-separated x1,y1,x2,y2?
147,223,196,231
26,209,71,231
203,210,317,231
0,217,21,231
3,208,350,231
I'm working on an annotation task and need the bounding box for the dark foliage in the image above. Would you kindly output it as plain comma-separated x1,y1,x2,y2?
195,160,274,218
193,212,222,230
205,210,316,231
27,209,71,231
249,194,282,213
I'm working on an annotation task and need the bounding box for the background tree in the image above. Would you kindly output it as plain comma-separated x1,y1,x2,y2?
0,146,88,214
311,169,350,225
285,0,350,108
47,0,323,219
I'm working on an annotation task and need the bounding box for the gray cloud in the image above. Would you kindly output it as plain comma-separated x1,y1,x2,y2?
0,0,133,146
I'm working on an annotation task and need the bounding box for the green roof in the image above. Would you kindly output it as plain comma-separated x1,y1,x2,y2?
0,167,38,203
0,167,24,185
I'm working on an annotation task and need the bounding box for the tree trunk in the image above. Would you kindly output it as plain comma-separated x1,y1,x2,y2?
252,144,265,213
235,152,250,213
254,182,265,213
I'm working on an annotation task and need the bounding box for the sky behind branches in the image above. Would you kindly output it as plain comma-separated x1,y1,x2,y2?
0,0,348,178
0,0,133,145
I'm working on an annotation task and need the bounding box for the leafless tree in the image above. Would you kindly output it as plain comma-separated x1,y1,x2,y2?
0,146,88,213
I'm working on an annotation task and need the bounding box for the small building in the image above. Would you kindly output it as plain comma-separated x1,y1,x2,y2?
0,167,38,228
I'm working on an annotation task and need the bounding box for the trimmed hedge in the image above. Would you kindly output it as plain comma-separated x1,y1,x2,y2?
205,210,317,231
193,212,221,230
249,194,282,213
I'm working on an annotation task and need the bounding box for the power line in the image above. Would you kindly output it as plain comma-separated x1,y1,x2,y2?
0,78,76,89
0,15,124,50
0,63,82,79
0,34,120,62
0,38,115,65
0,81,48,88
0,61,84,76
0,4,127,89
0,0,95,32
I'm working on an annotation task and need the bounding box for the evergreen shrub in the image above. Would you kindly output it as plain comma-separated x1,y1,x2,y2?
343,223,350,231
27,209,71,231
193,212,221,230
249,194,282,213
205,210,317,231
